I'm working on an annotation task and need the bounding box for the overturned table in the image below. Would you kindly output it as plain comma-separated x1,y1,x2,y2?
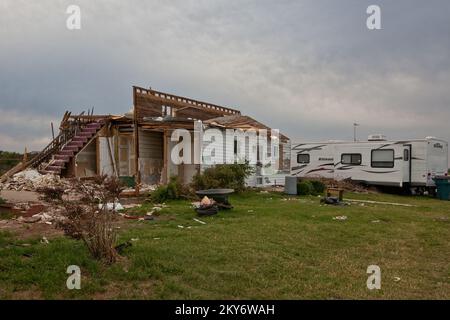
195,189,235,210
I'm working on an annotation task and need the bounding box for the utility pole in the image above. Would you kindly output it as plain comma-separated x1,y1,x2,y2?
353,123,360,142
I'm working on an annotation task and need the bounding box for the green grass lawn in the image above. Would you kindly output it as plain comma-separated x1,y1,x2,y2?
0,191,449,299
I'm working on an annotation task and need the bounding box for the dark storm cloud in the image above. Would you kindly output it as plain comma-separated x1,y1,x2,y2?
0,0,449,153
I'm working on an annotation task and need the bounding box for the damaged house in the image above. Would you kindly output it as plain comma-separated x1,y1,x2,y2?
6,86,290,189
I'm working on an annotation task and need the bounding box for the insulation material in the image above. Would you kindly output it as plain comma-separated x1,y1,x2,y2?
75,140,97,177
118,134,135,176
139,158,164,184
138,130,164,184
99,137,116,176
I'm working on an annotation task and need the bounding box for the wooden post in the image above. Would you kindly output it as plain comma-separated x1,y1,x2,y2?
133,87,140,195
22,147,28,167
162,129,168,184
51,122,55,140
114,128,120,176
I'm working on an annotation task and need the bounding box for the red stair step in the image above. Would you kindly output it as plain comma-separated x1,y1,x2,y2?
59,150,74,156
81,128,98,134
78,132,95,137
52,159,68,166
67,141,84,147
72,137,88,143
64,146,80,152
86,122,102,129
47,166,63,173
54,154,70,161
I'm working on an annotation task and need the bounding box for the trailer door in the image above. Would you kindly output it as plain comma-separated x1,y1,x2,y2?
403,144,412,186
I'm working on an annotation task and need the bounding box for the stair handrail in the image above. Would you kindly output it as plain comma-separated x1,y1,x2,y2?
23,113,105,171
25,126,79,169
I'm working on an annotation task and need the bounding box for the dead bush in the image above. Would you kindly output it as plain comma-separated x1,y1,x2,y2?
55,175,125,264
37,186,65,202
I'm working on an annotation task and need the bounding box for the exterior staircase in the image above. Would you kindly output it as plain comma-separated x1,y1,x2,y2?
40,121,104,175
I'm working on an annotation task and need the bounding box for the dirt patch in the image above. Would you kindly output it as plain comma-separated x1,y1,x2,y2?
92,280,155,300
0,190,40,203
0,219,63,240
1,286,44,300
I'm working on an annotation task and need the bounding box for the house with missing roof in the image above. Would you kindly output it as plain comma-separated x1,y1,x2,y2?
6,86,290,189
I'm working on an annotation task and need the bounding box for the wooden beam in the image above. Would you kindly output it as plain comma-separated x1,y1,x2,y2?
134,86,240,116
96,137,100,175
162,129,168,184
133,87,140,195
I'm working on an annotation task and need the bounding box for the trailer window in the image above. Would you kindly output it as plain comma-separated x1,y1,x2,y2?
341,153,362,165
371,149,395,168
297,154,310,164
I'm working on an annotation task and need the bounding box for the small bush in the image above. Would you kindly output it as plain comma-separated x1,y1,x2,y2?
0,197,5,205
192,162,254,192
150,176,192,203
37,186,65,202
297,180,314,195
55,175,125,264
310,180,326,195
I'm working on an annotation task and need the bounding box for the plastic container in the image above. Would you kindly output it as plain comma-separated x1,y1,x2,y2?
433,176,450,200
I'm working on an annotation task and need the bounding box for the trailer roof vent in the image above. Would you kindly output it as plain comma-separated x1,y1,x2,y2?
368,134,387,141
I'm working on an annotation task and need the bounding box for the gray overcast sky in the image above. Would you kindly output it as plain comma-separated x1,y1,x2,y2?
1,0,450,153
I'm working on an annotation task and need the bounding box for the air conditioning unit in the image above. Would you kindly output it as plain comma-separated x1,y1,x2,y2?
368,134,387,141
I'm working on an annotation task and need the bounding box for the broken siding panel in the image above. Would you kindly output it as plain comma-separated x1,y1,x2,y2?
138,130,164,184
138,130,163,159
98,137,116,176
75,140,97,177
139,158,163,184
118,134,134,176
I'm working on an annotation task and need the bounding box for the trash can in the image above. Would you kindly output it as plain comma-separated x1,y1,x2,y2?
284,176,298,195
433,176,450,200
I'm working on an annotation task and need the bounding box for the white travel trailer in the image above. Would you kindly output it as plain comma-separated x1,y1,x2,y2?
290,135,449,192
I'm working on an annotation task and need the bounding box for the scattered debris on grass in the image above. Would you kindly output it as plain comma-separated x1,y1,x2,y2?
115,241,132,254
333,215,348,221
99,202,124,212
40,236,49,244
193,196,219,216
321,197,348,206
193,218,206,225
346,199,416,207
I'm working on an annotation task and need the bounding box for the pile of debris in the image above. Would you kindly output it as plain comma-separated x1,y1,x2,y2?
121,183,157,195
18,209,62,225
0,169,65,191
312,177,376,193
192,196,219,216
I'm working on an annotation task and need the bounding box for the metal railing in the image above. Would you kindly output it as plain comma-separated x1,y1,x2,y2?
25,112,105,170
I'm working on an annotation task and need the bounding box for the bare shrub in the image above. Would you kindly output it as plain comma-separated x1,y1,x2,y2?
37,186,65,202
55,175,125,264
